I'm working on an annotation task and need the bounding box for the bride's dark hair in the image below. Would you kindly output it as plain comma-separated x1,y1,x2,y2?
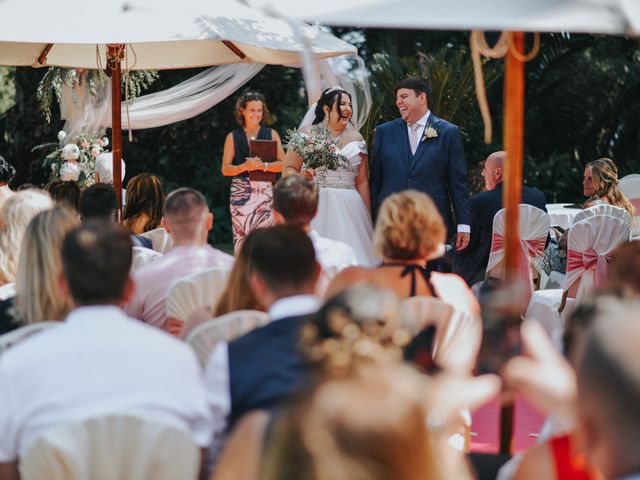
312,87,352,125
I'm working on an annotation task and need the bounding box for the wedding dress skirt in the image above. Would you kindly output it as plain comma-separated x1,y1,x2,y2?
310,141,378,266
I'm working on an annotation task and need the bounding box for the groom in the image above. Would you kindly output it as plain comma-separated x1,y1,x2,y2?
371,77,471,251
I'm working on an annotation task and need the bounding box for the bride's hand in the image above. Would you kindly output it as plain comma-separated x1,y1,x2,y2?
301,168,315,180
245,156,263,171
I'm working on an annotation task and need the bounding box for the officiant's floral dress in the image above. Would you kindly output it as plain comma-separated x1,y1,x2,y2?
229,126,274,251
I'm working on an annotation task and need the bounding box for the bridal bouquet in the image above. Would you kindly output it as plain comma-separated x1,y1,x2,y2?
286,126,348,171
38,131,109,189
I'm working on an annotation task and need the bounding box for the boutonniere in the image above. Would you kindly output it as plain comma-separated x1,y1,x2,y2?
422,123,438,141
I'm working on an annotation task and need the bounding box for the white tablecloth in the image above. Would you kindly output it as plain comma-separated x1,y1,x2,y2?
546,203,582,230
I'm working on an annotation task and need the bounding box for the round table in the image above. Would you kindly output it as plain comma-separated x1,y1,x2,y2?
546,203,582,230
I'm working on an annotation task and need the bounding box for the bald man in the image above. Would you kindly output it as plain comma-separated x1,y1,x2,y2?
453,151,547,285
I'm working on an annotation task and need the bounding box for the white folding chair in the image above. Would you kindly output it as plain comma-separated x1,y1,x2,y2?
527,213,631,348
618,174,640,237
20,414,200,480
186,310,270,367
400,297,481,373
165,268,230,329
0,322,59,354
131,247,162,272
486,205,550,306
138,227,174,254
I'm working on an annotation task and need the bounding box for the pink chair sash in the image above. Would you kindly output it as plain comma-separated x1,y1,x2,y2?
491,234,546,311
567,248,610,288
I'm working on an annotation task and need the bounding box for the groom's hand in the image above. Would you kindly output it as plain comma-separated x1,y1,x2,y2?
455,232,470,251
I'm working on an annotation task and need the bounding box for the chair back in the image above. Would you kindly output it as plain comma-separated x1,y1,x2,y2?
0,322,59,354
565,214,631,304
165,268,230,324
572,203,632,226
138,228,173,254
486,205,550,307
186,310,270,367
401,297,481,373
19,414,199,480
131,247,162,272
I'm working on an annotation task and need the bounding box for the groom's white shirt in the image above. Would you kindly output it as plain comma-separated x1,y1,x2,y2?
405,110,470,234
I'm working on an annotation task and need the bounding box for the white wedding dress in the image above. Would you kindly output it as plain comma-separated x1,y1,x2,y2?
310,140,378,266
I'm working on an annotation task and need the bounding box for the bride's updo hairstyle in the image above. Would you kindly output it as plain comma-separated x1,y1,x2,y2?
374,190,446,261
312,87,353,125
234,90,270,126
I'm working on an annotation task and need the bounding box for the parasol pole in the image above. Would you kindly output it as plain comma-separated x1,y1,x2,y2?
499,31,525,455
107,44,124,218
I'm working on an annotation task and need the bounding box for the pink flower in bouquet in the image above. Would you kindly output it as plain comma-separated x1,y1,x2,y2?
91,147,101,158
81,141,91,149
96,139,104,147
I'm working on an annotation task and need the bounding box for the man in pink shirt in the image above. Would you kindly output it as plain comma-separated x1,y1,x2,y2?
125,188,234,328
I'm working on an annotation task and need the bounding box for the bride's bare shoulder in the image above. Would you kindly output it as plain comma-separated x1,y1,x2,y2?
343,130,364,142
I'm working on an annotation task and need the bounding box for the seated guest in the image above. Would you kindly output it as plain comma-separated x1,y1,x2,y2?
125,188,234,329
582,158,634,215
328,190,478,315
272,175,358,277
204,225,320,457
0,189,52,286
0,207,79,335
0,155,15,210
453,151,547,286
46,180,81,212
0,222,213,478
122,173,165,235
78,183,118,223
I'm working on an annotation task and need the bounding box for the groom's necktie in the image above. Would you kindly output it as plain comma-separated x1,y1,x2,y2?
409,123,420,155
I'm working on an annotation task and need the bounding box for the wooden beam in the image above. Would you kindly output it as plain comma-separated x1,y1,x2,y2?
37,44,54,65
222,40,247,60
107,44,124,217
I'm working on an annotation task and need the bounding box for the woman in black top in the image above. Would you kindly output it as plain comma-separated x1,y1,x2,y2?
222,91,285,251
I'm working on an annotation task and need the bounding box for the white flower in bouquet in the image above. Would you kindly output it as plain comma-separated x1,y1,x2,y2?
61,143,80,161
91,145,102,158
57,130,67,142
51,163,58,172
60,161,81,181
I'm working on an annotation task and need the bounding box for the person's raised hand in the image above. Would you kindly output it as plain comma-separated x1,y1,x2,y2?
502,320,577,426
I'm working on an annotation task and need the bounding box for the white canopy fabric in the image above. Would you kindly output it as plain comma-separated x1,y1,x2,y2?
0,0,356,69
250,0,636,35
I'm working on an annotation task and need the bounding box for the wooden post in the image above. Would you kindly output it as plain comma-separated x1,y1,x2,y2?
107,44,124,217
499,31,525,456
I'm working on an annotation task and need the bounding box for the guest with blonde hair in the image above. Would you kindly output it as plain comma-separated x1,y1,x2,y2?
327,190,478,315
15,207,80,325
0,189,52,286
583,157,635,216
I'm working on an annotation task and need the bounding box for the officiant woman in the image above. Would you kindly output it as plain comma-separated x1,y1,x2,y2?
222,90,285,251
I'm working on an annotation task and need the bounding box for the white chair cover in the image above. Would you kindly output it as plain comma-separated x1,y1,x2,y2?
138,228,173,254
486,205,550,308
165,268,230,324
19,414,199,480
565,214,631,302
616,174,640,237
131,247,162,272
400,297,481,373
0,282,15,301
0,322,59,353
572,203,632,226
186,310,270,367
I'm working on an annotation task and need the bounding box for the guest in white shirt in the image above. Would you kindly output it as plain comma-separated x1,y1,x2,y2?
125,188,234,329
0,222,214,480
204,225,321,462
272,174,357,282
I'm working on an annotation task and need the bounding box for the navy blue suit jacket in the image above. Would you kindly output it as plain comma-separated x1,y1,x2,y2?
371,114,471,234
452,183,548,286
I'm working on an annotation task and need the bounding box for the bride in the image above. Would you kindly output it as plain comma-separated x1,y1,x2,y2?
283,87,377,266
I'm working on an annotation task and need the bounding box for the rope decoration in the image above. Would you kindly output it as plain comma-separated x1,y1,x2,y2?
470,31,541,144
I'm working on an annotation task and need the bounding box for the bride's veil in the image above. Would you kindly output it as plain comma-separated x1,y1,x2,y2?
298,55,372,133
